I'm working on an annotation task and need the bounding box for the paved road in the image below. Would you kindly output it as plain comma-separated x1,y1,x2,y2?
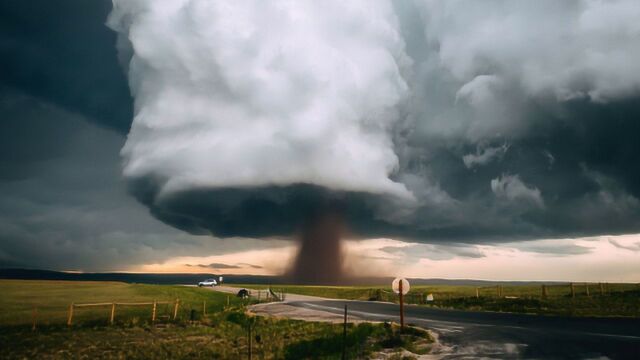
286,299,640,359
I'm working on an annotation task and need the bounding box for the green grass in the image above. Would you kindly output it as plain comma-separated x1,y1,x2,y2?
236,284,378,301
231,283,640,317
0,280,242,327
1,313,432,359
0,280,433,359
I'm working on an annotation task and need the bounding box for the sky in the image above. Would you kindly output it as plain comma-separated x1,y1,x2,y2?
1,0,640,282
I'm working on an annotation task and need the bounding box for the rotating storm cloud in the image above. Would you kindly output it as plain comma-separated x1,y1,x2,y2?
106,0,640,282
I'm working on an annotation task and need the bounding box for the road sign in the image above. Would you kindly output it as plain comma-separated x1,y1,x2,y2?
392,277,410,329
392,277,410,295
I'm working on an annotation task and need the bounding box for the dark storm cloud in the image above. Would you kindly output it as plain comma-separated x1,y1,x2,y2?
0,0,183,271
186,262,263,270
379,244,485,261
238,263,264,269
0,87,79,181
0,87,286,270
187,263,241,270
112,0,640,247
0,87,175,269
0,0,132,133
608,239,640,252
3,0,640,273
512,242,593,257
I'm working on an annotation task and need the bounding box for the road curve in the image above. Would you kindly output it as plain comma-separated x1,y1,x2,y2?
206,286,640,358
286,299,640,359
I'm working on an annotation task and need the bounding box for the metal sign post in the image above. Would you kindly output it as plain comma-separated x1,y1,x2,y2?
399,281,404,329
392,277,410,330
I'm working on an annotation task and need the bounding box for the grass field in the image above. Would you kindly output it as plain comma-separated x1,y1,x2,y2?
0,280,432,359
234,283,640,317
0,280,243,327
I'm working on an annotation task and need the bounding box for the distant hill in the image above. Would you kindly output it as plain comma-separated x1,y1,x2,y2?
0,268,283,285
0,268,570,286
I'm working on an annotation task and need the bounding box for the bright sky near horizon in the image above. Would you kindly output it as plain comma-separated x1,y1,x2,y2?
134,235,640,282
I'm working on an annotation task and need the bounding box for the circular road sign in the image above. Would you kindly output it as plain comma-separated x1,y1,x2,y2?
392,277,410,295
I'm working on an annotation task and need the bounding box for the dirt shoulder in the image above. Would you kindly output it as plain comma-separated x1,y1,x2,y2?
207,286,365,323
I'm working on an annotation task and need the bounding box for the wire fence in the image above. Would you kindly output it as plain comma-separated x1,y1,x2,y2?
66,300,178,326
36,287,287,329
366,282,636,305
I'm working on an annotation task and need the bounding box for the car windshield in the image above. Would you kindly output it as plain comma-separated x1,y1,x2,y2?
205,279,214,282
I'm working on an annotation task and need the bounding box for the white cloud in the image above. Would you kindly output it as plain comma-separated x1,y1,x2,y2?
108,0,412,199
456,75,503,108
491,174,544,208
463,143,509,168
418,0,640,102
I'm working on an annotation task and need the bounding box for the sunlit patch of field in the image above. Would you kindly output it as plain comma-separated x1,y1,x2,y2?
232,283,640,317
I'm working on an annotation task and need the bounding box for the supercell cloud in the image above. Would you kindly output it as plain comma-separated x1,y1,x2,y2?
107,0,640,250
2,0,640,276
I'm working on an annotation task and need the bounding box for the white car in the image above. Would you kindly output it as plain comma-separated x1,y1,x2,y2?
198,278,218,287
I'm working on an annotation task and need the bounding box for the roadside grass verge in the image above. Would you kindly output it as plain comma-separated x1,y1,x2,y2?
230,284,377,300
1,310,432,359
230,283,640,317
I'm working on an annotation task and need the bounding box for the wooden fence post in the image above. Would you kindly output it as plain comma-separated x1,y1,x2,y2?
110,303,116,325
570,283,575,298
152,300,157,323
542,285,547,299
173,299,180,320
67,303,74,326
599,282,604,295
496,285,500,298
585,284,590,297
476,287,479,299
32,307,38,331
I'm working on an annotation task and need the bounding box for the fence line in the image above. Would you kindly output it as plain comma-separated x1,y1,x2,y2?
67,299,179,326
366,282,621,305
